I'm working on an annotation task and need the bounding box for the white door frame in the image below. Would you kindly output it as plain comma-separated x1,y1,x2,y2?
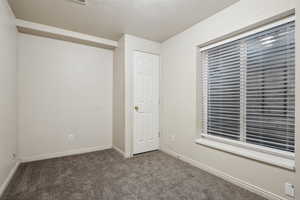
127,50,161,157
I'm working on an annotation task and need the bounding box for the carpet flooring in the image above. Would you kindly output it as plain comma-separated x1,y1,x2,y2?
1,149,267,200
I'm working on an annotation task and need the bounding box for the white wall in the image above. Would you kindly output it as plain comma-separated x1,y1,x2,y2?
123,35,160,157
161,0,295,199
0,0,17,194
18,33,113,160
113,36,126,152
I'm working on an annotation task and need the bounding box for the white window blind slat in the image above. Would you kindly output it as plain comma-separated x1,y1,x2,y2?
205,39,241,141
245,21,295,152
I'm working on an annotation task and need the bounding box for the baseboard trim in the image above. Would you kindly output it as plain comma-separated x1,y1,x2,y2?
20,145,112,163
112,146,126,157
160,146,288,200
0,161,20,198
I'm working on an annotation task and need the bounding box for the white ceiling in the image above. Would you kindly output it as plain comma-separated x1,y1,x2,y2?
8,0,239,42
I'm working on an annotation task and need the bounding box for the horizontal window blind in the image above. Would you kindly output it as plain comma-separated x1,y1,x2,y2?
245,21,295,152
205,41,241,140
201,20,295,153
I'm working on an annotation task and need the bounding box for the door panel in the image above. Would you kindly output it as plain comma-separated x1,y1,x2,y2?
133,51,159,154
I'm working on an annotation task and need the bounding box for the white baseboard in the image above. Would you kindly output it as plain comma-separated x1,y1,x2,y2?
112,146,126,157
20,145,112,163
160,146,288,200
0,161,20,198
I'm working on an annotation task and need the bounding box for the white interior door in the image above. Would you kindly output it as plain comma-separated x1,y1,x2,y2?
133,51,159,154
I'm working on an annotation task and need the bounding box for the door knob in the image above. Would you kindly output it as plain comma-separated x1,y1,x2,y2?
134,106,139,111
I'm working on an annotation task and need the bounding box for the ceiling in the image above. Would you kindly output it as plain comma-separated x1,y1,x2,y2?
8,0,239,42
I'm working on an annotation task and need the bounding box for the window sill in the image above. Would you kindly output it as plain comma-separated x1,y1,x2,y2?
195,137,295,171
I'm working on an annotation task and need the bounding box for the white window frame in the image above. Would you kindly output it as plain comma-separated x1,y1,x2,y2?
196,16,295,170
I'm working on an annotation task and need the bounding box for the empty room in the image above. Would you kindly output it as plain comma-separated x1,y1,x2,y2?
0,0,299,199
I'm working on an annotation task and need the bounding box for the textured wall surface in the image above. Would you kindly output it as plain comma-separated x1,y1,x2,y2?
18,33,113,159
0,0,17,193
113,36,126,152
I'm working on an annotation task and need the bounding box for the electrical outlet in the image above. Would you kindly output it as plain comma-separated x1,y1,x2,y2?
171,135,175,141
285,182,294,197
11,153,16,160
68,134,75,142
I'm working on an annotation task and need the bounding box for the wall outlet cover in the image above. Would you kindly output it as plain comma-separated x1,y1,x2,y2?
171,135,175,141
11,153,16,160
285,182,295,197
68,134,75,141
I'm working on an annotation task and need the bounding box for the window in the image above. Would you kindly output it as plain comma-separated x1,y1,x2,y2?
199,17,295,162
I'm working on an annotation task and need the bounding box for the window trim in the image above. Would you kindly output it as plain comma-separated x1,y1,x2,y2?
196,136,295,170
199,16,295,52
196,16,296,170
